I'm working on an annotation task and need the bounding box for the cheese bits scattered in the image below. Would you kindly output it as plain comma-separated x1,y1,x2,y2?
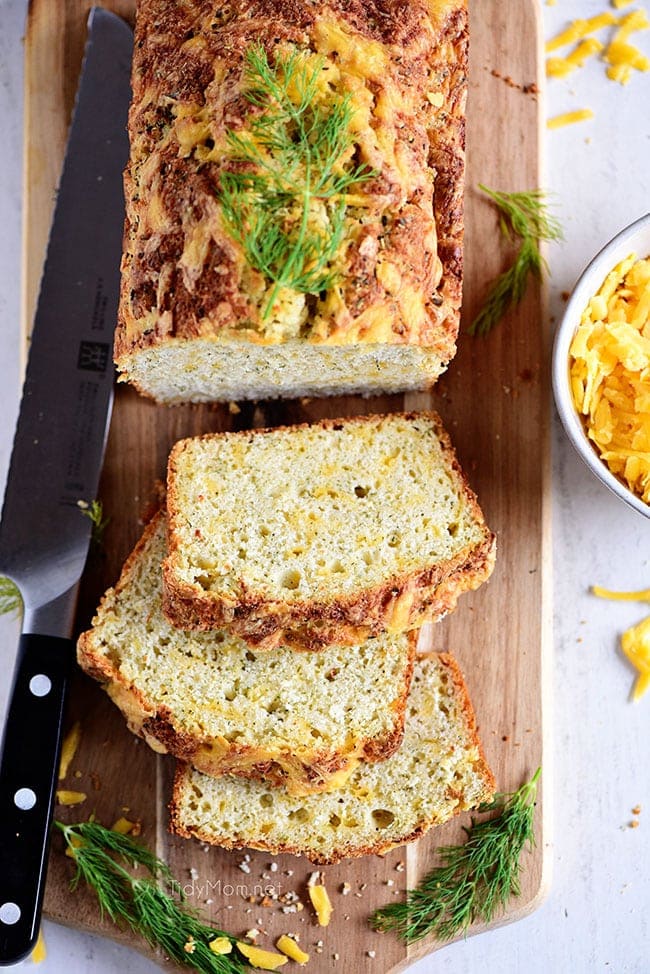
545,5,650,98
592,586,650,601
208,937,232,955
547,109,595,129
621,617,650,700
55,790,87,806
276,935,310,965
236,942,288,970
31,929,47,965
570,254,650,505
58,721,82,780
308,884,333,927
592,585,650,699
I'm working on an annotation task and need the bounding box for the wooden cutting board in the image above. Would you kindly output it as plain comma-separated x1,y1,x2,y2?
23,1,550,970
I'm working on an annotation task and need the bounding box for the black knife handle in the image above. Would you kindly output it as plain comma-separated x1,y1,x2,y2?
0,633,73,965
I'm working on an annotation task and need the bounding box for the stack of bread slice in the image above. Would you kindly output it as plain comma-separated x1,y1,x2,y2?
78,411,497,863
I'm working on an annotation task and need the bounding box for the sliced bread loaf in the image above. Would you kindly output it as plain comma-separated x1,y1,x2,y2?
169,653,495,863
164,411,496,650
77,512,415,796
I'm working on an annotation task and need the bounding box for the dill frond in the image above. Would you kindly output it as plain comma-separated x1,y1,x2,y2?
77,499,109,547
56,821,248,973
469,185,563,336
0,576,22,617
219,44,373,318
370,768,541,943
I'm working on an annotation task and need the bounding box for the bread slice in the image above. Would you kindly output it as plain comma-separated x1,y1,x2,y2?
77,512,416,796
170,653,495,863
114,0,468,403
164,411,496,650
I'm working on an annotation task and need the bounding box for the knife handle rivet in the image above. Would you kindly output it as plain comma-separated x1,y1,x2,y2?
13,788,36,811
0,903,21,926
28,674,52,697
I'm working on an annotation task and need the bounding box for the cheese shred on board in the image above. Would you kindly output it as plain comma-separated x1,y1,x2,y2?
570,254,650,505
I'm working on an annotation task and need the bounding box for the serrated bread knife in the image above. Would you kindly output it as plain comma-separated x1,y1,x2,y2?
0,9,132,964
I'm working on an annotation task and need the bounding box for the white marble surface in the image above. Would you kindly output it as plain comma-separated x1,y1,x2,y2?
1,0,650,971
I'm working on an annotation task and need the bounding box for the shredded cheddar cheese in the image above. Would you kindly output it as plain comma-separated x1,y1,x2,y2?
545,12,617,52
546,5,650,93
236,942,288,970
592,585,650,601
56,790,87,806
569,255,650,505
617,7,650,36
209,938,232,955
612,0,635,8
621,616,650,700
111,817,137,835
58,721,81,780
547,109,595,128
209,938,233,955
276,935,310,965
547,37,604,77
308,884,333,926
30,929,47,965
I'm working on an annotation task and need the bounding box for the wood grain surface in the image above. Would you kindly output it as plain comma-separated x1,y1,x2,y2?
23,2,550,971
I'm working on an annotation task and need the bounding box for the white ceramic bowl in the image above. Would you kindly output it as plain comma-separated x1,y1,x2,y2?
552,212,650,519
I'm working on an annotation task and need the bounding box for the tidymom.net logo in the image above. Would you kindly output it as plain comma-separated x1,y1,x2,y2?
170,877,282,901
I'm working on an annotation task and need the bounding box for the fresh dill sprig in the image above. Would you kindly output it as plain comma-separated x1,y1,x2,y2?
219,43,373,318
469,185,563,336
77,499,109,547
56,820,248,973
0,575,22,616
371,768,541,943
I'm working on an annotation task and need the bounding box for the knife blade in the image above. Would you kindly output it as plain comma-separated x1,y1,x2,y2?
0,8,132,963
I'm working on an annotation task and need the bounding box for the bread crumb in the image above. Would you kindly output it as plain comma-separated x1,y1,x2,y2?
367,950,376,959
630,820,640,828
395,862,405,872
632,805,642,815
183,937,196,954
340,883,351,895
228,401,241,414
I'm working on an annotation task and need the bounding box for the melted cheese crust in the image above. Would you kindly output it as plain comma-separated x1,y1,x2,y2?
115,0,467,367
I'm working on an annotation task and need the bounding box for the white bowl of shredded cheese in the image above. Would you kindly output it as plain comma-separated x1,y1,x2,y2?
553,212,650,518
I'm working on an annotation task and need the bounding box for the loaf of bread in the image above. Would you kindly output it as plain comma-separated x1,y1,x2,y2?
114,0,468,403
77,512,416,796
164,412,496,650
170,653,495,863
